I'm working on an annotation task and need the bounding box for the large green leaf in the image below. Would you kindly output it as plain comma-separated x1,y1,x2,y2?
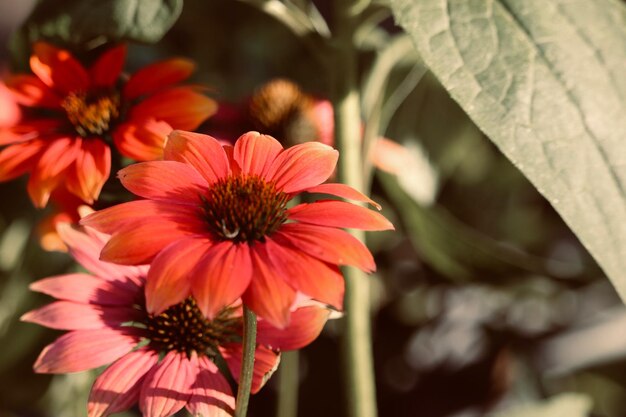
389,0,626,300
22,0,182,45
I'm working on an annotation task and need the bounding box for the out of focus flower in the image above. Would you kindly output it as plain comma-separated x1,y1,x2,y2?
82,130,393,328
36,188,88,252
23,224,329,417
0,81,21,127
1,42,216,207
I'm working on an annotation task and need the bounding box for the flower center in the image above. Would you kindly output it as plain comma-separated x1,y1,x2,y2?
61,89,120,137
202,174,289,243
144,298,241,357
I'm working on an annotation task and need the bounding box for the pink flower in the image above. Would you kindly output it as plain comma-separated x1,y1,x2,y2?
82,130,393,328
23,225,330,417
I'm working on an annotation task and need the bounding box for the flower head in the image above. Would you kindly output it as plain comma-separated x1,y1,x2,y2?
1,42,216,207
82,130,393,327
23,224,329,417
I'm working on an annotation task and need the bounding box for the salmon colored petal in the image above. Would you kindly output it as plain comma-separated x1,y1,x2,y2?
21,301,140,330
113,119,171,161
164,130,230,184
30,42,89,94
88,349,158,417
89,44,126,87
264,237,344,309
28,137,81,207
223,145,241,175
267,141,338,193
305,183,381,210
287,201,394,231
221,344,280,394
145,236,212,314
233,131,283,177
101,224,204,265
192,242,252,319
118,160,209,205
124,58,196,100
57,222,145,281
275,223,375,272
33,328,138,373
29,273,141,306
6,74,61,108
140,351,194,417
0,139,46,181
242,244,296,329
130,87,217,130
186,356,235,417
81,199,204,235
257,305,330,350
0,82,21,126
65,139,111,204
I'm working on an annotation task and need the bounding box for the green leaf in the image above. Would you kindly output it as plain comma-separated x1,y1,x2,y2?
389,1,626,300
22,0,183,45
489,393,592,417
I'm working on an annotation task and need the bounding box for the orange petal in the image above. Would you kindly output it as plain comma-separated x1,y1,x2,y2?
89,44,126,87
267,141,338,193
288,200,394,231
30,42,89,94
113,119,171,161
257,305,330,350
65,139,111,204
0,139,46,182
130,87,217,130
305,182,381,210
220,344,280,394
6,74,61,108
233,131,283,177
145,236,211,314
164,130,230,184
124,58,196,100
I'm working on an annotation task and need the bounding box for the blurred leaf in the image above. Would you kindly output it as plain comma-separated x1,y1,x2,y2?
490,393,592,417
378,172,580,281
22,0,182,46
389,1,626,300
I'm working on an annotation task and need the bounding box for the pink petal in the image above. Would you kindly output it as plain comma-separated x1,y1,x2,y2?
65,139,111,204
287,201,394,231
6,74,61,108
257,305,330,350
263,238,344,309
140,351,194,417
124,58,196,100
34,328,139,373
221,344,280,394
233,131,283,177
30,42,89,94
29,273,141,306
21,301,139,330
145,236,212,314
192,241,252,319
275,223,375,272
89,44,126,87
164,130,230,185
56,223,145,281
118,160,209,205
242,244,296,329
267,141,338,193
186,356,235,417
88,348,158,417
305,183,381,210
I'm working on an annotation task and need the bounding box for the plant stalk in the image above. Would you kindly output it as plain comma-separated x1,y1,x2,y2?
276,350,299,417
332,1,378,417
234,306,257,417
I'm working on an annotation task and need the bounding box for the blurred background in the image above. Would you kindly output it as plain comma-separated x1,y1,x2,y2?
1,1,625,417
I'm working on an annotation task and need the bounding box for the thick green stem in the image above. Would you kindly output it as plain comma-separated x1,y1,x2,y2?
332,2,378,417
234,307,257,417
276,350,299,417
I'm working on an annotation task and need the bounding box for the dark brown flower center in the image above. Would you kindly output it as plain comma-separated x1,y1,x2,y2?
202,174,289,243
61,89,120,137
144,298,242,357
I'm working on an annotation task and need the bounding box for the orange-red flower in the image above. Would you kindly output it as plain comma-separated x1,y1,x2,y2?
23,224,330,417
1,42,216,207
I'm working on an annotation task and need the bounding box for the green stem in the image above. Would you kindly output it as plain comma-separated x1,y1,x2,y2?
332,2,378,417
234,306,257,417
276,350,299,417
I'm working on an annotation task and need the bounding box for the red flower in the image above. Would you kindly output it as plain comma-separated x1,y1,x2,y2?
23,224,329,417
1,42,216,207
82,130,393,327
